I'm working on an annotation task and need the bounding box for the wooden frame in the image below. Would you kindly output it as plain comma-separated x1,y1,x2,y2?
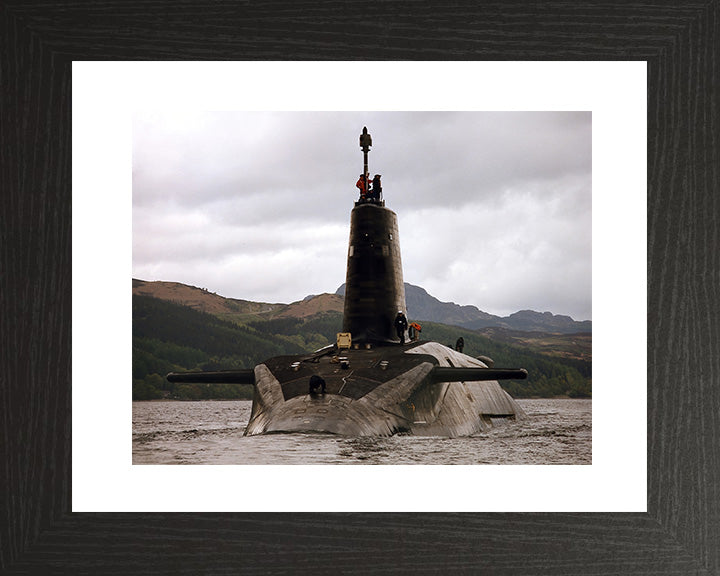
2,1,718,573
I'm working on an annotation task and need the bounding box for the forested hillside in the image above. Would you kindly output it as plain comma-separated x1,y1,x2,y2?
133,295,311,400
133,295,591,401
415,322,591,399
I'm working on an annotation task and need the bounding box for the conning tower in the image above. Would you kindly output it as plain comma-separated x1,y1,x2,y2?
342,127,407,344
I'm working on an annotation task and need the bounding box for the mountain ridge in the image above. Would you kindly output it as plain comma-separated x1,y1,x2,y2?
132,278,591,334
336,282,591,334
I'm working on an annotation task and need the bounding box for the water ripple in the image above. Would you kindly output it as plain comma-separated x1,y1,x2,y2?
132,399,591,465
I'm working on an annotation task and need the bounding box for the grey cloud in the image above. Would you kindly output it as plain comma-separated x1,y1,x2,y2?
133,111,591,320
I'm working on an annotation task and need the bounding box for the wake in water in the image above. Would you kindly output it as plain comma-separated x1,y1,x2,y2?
132,398,591,465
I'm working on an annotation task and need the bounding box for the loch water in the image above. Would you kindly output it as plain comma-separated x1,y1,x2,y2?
132,399,591,465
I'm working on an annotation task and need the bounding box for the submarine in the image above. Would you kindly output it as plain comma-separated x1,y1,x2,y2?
167,127,527,437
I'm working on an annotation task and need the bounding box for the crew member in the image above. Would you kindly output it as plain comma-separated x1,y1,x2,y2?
356,173,369,200
370,174,382,202
409,322,422,341
309,374,326,395
455,337,465,353
394,310,408,344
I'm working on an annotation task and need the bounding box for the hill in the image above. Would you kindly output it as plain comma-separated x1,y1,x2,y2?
132,290,591,401
132,279,286,320
475,327,592,362
132,279,343,324
132,294,340,400
134,278,591,334
276,293,344,318
132,278,591,362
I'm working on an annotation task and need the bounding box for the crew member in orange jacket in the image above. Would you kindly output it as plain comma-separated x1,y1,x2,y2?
409,322,422,341
356,174,369,200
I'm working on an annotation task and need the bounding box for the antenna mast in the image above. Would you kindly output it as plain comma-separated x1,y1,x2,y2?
359,126,372,196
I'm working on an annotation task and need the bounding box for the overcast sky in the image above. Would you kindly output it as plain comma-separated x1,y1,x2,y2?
132,111,591,320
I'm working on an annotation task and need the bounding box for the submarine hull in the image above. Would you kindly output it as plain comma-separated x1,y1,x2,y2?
167,127,528,438
244,341,525,438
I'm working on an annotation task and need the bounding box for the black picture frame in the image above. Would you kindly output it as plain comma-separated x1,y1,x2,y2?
2,2,718,574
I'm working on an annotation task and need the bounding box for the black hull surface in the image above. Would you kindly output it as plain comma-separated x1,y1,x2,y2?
245,341,525,437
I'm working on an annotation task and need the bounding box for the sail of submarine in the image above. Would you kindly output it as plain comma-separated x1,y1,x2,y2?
167,127,527,437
